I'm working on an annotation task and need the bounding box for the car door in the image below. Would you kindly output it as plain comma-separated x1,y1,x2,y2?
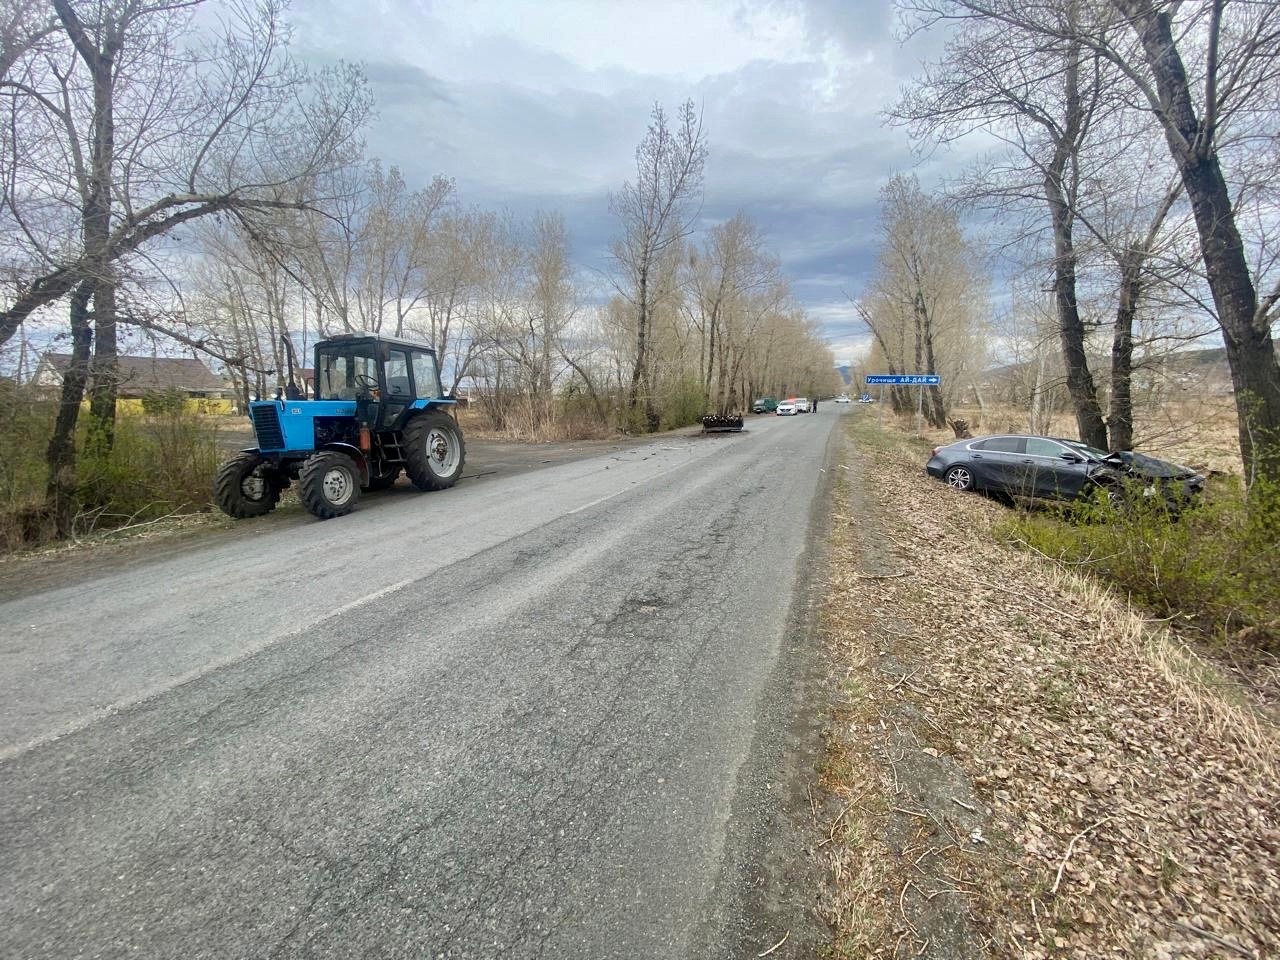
1023,437,1087,499
967,436,1027,492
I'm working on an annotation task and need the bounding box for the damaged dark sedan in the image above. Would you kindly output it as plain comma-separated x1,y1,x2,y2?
925,434,1205,510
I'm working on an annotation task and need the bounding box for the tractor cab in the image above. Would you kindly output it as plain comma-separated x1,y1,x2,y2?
314,334,444,431
216,333,465,522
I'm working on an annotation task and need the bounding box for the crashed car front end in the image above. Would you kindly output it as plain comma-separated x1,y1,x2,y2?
1103,451,1206,508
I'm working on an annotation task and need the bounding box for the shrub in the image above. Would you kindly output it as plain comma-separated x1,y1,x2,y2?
76,408,222,528
1003,479,1280,652
140,388,188,416
657,377,706,431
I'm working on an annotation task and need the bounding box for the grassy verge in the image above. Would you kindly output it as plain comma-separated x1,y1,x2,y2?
0,400,227,551
818,412,1279,958
1002,481,1280,662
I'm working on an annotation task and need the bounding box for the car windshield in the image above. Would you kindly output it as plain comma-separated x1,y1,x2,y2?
1059,439,1109,460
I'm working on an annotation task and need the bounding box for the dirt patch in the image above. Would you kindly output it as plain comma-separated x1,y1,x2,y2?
817,414,1279,958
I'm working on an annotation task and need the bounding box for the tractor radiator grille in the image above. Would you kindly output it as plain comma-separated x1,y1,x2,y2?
251,405,285,450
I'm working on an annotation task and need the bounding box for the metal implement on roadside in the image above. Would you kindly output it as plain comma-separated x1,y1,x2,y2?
701,414,744,433
213,333,466,521
864,373,942,435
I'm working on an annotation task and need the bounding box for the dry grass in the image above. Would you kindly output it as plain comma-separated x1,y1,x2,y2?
817,413,1279,959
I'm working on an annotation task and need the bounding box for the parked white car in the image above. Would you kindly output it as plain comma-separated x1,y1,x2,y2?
834,395,851,404
776,400,798,415
795,397,812,413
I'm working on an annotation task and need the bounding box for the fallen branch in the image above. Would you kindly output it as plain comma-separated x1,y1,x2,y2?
1169,920,1255,959
1051,817,1113,894
757,931,789,957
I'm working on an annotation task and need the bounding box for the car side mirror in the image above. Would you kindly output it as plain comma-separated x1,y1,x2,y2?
1060,451,1082,463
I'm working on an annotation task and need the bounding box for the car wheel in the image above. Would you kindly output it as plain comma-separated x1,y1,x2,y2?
944,465,974,492
1101,483,1131,515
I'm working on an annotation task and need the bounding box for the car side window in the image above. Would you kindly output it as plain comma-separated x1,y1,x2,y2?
1025,438,1066,458
974,437,1025,454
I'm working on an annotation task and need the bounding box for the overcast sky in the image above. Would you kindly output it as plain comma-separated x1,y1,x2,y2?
289,0,956,365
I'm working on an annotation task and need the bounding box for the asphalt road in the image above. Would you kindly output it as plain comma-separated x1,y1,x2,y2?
0,406,845,960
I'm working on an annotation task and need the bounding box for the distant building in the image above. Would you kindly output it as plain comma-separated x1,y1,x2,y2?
32,353,229,400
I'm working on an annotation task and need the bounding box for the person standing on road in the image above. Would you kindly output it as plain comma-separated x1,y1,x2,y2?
812,397,818,412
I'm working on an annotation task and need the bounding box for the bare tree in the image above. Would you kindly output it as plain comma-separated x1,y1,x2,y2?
900,0,1280,482
856,176,989,428
609,100,707,432
0,0,369,531
894,5,1110,447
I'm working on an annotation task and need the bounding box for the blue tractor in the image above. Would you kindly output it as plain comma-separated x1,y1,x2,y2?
214,333,465,520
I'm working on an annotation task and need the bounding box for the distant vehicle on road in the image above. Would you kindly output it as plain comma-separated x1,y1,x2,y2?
752,396,778,413
857,394,874,403
795,397,813,413
834,395,851,404
776,399,798,416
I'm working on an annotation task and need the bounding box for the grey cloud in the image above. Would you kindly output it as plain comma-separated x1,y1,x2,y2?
288,1,930,345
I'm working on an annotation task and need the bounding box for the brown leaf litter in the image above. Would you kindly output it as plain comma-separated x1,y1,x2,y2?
817,418,1278,959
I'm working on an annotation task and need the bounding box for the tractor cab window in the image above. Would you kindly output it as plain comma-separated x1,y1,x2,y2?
317,346,378,400
411,351,441,398
384,350,412,399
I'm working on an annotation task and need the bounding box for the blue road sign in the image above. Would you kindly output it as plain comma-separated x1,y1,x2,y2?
865,374,940,386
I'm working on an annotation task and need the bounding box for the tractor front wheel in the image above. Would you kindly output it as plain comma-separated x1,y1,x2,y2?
214,453,281,518
404,412,466,491
299,451,362,519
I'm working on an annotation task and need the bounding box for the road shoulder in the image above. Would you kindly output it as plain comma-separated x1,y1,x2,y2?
817,415,1278,958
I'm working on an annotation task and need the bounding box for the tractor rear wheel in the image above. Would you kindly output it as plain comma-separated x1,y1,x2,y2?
299,450,362,519
404,412,466,491
214,453,281,518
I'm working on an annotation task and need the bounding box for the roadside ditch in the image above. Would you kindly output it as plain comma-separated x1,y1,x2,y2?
815,414,1278,958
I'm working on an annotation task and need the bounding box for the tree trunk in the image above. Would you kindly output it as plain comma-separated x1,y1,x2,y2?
1116,0,1280,484
59,0,120,458
86,276,118,458
921,314,948,428
1046,183,1107,448
1183,151,1280,484
627,268,658,431
1108,253,1139,452
45,283,93,538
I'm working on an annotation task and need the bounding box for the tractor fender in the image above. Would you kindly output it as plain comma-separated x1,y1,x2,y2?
318,442,370,486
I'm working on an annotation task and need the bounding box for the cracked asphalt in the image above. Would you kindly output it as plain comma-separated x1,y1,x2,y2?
0,406,844,960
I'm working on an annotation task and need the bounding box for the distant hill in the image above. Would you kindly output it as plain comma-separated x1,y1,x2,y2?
982,343,1280,396
835,365,852,386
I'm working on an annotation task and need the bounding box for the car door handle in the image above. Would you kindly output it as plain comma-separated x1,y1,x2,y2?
971,454,983,459
1021,458,1034,463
